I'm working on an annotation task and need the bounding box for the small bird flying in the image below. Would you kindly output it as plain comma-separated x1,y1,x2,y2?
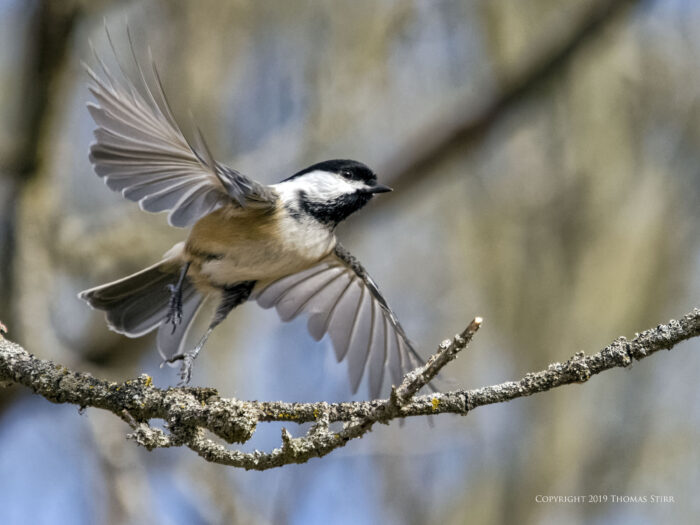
79,37,425,395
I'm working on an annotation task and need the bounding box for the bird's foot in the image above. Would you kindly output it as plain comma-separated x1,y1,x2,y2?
161,352,195,385
165,262,191,333
165,283,183,333
178,354,195,386
163,328,211,385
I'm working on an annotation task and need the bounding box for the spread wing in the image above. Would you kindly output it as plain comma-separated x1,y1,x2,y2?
254,243,427,399
84,31,276,227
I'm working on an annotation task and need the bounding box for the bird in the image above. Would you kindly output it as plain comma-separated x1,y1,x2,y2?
78,36,427,396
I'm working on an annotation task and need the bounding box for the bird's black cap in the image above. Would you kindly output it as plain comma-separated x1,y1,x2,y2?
283,159,377,184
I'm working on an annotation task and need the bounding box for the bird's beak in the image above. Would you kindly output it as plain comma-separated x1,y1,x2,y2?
366,183,393,194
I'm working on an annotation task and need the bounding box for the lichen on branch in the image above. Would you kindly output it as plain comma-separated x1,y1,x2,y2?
1,309,699,470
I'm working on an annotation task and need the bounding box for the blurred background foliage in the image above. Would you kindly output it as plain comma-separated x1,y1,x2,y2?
1,0,700,523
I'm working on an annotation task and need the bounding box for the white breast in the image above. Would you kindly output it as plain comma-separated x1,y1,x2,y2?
196,206,336,285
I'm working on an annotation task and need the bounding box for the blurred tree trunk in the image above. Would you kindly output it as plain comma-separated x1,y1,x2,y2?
0,0,81,332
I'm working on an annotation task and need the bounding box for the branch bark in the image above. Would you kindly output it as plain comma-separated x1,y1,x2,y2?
1,309,698,470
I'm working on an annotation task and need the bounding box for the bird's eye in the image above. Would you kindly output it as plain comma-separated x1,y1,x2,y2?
342,169,352,178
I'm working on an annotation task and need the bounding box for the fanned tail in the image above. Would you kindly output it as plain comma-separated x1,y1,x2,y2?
79,260,205,360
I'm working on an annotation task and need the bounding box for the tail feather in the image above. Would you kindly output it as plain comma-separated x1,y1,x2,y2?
79,260,201,340
80,262,172,308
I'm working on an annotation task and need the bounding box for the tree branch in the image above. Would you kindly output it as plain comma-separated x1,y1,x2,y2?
1,309,698,470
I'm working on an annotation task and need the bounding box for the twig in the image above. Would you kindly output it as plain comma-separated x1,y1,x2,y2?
1,310,698,470
394,317,482,405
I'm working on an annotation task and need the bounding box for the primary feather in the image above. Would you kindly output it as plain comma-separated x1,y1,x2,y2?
84,31,276,227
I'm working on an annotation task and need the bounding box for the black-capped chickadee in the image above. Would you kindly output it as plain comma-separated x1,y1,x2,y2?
79,41,426,396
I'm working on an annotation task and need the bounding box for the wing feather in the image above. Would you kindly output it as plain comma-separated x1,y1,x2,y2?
121,172,199,200
367,305,387,400
328,279,363,363
346,290,374,394
85,31,276,227
256,264,333,309
139,178,201,212
275,267,345,322
253,243,427,397
386,324,403,390
306,272,354,341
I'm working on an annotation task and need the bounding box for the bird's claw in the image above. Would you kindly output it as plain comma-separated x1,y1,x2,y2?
178,355,194,386
161,352,194,385
172,334,208,385
162,343,201,385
